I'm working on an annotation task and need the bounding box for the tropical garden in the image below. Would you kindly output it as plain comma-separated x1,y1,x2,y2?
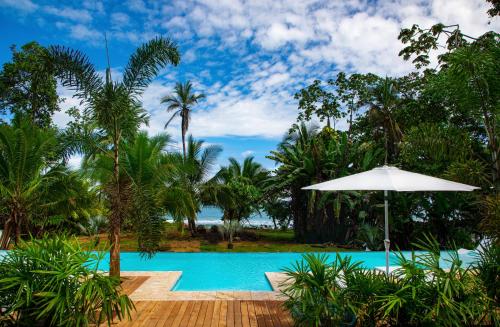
0,2,498,326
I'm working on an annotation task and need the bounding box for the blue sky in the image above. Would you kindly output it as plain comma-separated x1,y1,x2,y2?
0,0,497,170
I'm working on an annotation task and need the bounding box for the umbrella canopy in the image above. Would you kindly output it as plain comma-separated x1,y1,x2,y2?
303,166,479,192
302,165,479,275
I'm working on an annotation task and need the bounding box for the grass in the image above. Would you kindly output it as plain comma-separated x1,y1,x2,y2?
77,223,359,253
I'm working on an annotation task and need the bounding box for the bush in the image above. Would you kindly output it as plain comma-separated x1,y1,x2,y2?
0,236,134,326
282,236,499,326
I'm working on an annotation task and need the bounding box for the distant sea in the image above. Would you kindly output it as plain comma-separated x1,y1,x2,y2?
165,206,273,227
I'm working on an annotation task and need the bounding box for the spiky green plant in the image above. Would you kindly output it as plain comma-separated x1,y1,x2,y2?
0,236,133,326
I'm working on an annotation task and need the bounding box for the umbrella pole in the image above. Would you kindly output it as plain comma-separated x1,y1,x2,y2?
384,190,390,275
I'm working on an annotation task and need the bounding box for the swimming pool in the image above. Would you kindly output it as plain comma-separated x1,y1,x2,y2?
93,251,476,291
0,250,477,291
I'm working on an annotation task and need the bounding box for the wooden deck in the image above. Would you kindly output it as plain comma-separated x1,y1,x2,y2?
109,276,293,327
113,300,293,326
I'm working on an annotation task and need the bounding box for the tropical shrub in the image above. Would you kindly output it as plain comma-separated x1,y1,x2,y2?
282,236,498,326
0,236,133,326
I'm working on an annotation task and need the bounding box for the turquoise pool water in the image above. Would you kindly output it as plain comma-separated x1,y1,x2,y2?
0,250,477,291
96,251,476,291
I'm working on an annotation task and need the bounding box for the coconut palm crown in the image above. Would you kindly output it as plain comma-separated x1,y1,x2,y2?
161,81,205,158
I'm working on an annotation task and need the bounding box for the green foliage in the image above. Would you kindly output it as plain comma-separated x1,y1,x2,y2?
356,223,383,250
283,236,499,327
0,236,133,326
262,196,292,230
205,156,267,247
83,131,172,255
166,136,222,234
0,42,59,127
50,37,180,275
0,119,98,248
472,240,500,303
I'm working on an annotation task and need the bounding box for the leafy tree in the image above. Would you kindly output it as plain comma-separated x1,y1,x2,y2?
262,196,292,230
0,42,59,127
294,79,341,128
161,81,205,158
50,37,180,277
486,0,500,17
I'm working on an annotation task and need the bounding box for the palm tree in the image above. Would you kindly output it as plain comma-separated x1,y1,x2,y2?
367,77,402,163
84,131,174,255
161,81,205,159
168,136,221,235
207,157,267,248
0,119,96,248
50,37,180,277
267,123,383,243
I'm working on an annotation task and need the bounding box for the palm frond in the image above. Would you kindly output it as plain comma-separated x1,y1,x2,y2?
122,37,180,96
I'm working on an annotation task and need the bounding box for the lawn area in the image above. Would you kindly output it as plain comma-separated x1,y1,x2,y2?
78,223,358,253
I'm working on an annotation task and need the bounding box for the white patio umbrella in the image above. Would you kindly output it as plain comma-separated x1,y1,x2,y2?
302,165,479,275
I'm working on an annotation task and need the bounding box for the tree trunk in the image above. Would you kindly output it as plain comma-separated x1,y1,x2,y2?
188,218,196,236
109,141,121,278
0,219,13,249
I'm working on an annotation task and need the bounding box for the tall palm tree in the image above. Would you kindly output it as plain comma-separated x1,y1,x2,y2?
83,131,174,255
161,81,205,159
50,37,180,277
367,77,402,163
168,136,221,235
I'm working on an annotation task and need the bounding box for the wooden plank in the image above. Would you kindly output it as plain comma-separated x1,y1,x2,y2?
156,301,179,327
253,301,267,327
211,300,221,327
266,302,282,327
219,301,228,327
141,301,166,326
130,301,159,327
195,301,209,326
113,301,148,326
274,302,292,327
163,301,183,326
226,301,235,327
240,301,250,327
179,301,195,326
121,276,148,296
234,301,242,327
187,301,203,326
202,300,215,327
246,301,258,327
171,301,189,327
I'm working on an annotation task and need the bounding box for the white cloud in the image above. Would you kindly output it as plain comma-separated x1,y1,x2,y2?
43,6,93,23
0,0,37,12
69,24,102,43
26,0,499,143
111,12,130,29
241,150,254,157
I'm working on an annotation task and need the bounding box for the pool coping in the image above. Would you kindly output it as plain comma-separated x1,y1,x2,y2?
123,271,288,301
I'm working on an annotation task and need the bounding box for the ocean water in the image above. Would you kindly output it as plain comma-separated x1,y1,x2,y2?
165,206,274,227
